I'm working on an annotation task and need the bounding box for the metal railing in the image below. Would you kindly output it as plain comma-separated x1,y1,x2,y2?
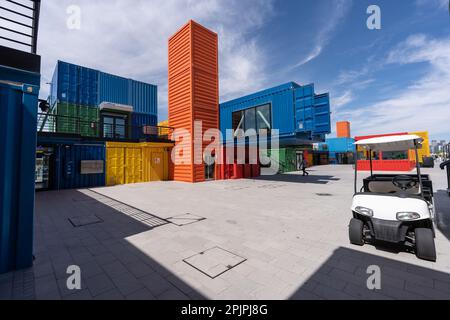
37,113,174,142
0,0,41,53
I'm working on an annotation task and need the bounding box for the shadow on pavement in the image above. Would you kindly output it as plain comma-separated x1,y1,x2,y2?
255,172,340,184
289,247,450,300
0,189,207,300
435,190,450,241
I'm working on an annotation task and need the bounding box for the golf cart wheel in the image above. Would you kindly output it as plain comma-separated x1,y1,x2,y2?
349,218,364,246
415,228,437,262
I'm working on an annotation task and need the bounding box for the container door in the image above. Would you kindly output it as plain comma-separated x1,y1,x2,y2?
151,152,164,181
125,148,142,184
106,147,125,186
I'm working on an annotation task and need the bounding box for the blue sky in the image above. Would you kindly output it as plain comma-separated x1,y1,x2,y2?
32,0,450,140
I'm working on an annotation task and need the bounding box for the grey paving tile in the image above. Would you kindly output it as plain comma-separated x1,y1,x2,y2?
33,262,54,279
290,289,324,300
157,288,190,300
405,281,450,300
126,287,156,300
94,252,117,266
94,289,124,300
313,283,356,300
140,273,176,297
0,282,13,300
110,272,144,296
63,289,93,300
126,261,155,278
85,274,116,297
102,261,128,278
343,283,393,300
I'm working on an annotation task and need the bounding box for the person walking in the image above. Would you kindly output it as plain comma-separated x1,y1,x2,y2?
301,157,309,176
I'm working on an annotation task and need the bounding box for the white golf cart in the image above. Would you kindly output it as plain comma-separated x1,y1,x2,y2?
349,135,436,261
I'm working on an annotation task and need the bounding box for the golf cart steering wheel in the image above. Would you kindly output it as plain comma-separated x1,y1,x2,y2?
392,175,417,191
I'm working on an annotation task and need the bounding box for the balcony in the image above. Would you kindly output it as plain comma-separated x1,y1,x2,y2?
37,113,174,142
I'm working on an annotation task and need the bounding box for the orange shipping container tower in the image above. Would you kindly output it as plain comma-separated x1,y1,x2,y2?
336,121,351,138
168,20,219,183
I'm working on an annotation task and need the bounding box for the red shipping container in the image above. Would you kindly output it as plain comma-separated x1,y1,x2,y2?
251,164,261,177
232,164,243,179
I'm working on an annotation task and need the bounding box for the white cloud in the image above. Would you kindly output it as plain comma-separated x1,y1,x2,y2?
341,34,450,140
333,90,354,108
294,0,352,68
37,0,274,120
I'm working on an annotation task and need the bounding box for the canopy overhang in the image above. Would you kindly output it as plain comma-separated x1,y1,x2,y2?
355,134,423,152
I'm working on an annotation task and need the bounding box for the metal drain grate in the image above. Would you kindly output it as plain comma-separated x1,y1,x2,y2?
316,193,333,197
183,247,246,278
77,190,169,229
166,213,206,226
69,214,103,227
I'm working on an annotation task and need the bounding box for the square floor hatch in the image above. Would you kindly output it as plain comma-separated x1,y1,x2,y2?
183,247,246,278
167,213,205,226
69,214,103,227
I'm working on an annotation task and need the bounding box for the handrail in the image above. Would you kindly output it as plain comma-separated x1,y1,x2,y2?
0,0,41,53
37,113,174,142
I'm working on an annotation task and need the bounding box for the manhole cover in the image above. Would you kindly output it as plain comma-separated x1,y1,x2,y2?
69,215,103,227
183,247,246,278
316,193,333,196
167,213,205,226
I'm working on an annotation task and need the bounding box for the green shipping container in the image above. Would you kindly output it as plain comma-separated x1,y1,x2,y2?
55,103,99,137
269,148,298,173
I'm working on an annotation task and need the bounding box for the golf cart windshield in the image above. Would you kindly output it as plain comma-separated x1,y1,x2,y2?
353,134,426,198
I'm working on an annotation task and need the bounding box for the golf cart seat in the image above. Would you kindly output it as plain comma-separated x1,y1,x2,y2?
363,174,433,201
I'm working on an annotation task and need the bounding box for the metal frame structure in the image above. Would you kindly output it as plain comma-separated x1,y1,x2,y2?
0,0,41,53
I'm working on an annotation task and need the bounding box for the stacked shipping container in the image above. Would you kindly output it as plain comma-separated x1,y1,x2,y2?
168,20,219,183
219,82,331,142
49,61,158,139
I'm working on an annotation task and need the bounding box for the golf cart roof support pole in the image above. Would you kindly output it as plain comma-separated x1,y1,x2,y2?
369,149,373,176
414,140,425,198
354,150,358,194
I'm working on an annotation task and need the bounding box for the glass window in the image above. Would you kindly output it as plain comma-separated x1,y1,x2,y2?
232,110,244,131
244,108,256,132
256,104,271,133
231,104,272,137
382,151,408,160
115,118,126,138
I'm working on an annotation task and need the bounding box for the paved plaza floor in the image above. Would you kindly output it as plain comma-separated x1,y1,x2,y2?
1,165,450,300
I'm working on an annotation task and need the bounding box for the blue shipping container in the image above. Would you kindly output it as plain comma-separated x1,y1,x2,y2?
219,82,331,143
130,112,158,140
36,136,106,190
98,72,158,116
0,76,39,273
326,137,356,153
50,62,158,116
51,61,99,107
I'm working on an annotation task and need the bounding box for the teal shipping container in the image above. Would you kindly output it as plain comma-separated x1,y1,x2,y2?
0,55,40,273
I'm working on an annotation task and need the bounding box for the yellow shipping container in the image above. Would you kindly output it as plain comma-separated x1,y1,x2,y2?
408,131,430,164
106,142,173,186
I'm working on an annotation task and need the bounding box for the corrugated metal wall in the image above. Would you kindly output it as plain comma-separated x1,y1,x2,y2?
98,72,158,116
168,20,219,183
54,61,99,106
220,82,297,137
106,142,172,186
0,79,39,273
50,61,158,116
219,82,331,141
53,142,106,190
130,112,158,140
326,137,356,153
